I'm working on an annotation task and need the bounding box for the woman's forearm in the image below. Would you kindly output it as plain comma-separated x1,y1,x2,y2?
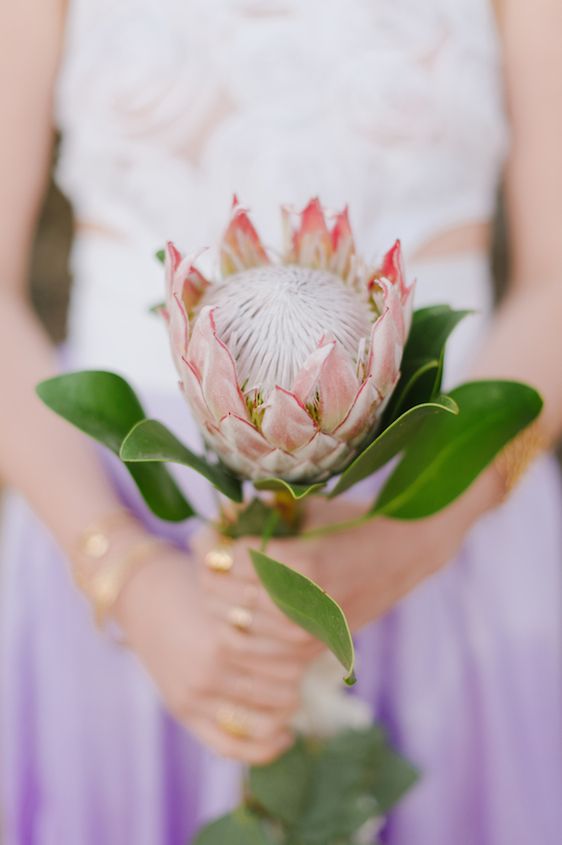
0,290,127,557
472,282,562,445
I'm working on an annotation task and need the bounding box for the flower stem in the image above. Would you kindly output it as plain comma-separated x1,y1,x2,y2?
300,513,373,540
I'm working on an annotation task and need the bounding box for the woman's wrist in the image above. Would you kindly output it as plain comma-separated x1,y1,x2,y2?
70,508,163,629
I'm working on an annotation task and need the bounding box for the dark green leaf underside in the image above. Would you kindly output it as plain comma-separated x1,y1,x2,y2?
36,371,193,521
120,418,242,502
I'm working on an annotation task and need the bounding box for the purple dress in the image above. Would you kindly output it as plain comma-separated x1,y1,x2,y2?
2,0,561,842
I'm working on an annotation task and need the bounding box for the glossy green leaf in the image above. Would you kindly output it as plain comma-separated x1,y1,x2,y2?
192,809,275,845
120,418,242,502
403,305,472,375
249,728,418,845
249,739,311,827
330,396,459,498
155,248,166,264
293,728,418,843
384,305,471,423
36,371,193,521
373,380,543,519
253,478,326,500
385,359,440,421
250,550,356,684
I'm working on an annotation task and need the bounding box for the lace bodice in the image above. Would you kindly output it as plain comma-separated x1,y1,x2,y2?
55,0,508,256
54,0,509,390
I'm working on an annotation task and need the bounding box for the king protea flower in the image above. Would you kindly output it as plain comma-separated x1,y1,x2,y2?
162,198,414,483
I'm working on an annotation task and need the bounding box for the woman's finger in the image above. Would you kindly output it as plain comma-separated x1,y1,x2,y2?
187,693,296,746
211,668,303,712
205,592,318,650
187,711,294,765
215,619,320,668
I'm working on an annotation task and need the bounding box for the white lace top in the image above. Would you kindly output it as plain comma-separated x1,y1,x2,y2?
54,0,509,390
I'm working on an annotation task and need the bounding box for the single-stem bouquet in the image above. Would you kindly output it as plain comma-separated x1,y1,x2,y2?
38,198,542,844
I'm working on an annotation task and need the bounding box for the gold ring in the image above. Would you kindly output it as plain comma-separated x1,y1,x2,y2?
227,605,253,633
216,706,250,739
204,547,234,573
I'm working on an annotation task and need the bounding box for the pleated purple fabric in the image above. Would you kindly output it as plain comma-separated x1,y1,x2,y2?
1,411,561,844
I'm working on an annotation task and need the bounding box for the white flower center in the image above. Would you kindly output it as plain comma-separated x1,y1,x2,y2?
201,265,371,394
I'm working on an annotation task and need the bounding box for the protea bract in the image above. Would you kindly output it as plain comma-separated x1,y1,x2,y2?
163,198,414,483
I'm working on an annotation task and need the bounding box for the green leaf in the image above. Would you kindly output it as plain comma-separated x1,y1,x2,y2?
403,305,472,377
366,744,420,814
36,371,193,521
253,478,326,500
373,380,543,519
155,248,166,264
149,301,165,315
384,306,471,423
330,396,459,498
192,809,275,845
384,359,440,421
120,418,242,503
250,551,355,684
293,737,378,844
245,728,418,845
222,499,301,539
249,739,312,826
245,728,419,845
287,728,418,844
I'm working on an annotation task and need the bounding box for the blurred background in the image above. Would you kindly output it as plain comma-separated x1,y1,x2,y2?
30,147,73,344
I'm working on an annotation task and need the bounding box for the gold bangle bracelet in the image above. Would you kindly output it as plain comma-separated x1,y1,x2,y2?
75,536,164,628
494,421,546,501
76,508,135,560
73,508,163,628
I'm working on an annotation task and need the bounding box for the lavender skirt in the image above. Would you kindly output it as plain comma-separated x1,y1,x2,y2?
1,397,561,845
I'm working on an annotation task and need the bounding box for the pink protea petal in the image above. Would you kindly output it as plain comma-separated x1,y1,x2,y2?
219,413,272,462
169,292,189,357
315,441,350,473
258,449,303,480
261,387,317,453
292,340,360,433
220,196,270,277
177,257,210,313
330,206,355,279
368,308,403,399
281,204,295,262
293,198,333,270
187,306,248,422
292,431,350,474
165,241,182,297
164,242,211,353
377,240,408,298
316,341,360,433
294,431,340,464
178,357,215,428
164,242,190,354
333,377,381,442
292,342,334,405
381,278,406,343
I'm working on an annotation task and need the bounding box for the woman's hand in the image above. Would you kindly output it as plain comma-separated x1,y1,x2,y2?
239,469,503,636
113,531,317,765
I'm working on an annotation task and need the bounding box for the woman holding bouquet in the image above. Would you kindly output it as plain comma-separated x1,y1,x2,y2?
0,1,561,843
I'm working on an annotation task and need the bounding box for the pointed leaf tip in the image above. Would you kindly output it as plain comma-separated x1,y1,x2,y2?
250,550,355,681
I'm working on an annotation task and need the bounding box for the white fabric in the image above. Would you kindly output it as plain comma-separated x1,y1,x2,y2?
54,0,508,390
